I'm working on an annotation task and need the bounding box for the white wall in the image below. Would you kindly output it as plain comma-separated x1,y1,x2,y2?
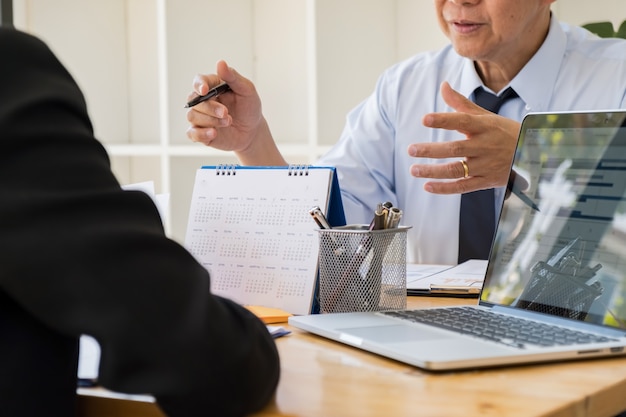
552,0,625,27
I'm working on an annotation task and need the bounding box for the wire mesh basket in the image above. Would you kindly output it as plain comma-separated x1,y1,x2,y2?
316,225,409,314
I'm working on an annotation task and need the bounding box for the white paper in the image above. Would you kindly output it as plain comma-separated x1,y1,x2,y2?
267,325,291,338
406,260,488,292
78,335,100,380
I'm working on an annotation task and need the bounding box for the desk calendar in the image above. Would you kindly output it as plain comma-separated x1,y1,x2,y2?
185,165,344,315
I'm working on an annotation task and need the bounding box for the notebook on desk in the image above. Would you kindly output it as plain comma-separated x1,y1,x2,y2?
290,110,626,371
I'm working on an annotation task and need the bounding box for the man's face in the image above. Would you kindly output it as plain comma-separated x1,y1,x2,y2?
435,0,554,63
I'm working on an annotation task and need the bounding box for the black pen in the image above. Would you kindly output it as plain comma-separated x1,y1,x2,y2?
368,203,386,231
511,187,540,211
309,206,332,230
507,175,540,211
184,82,232,108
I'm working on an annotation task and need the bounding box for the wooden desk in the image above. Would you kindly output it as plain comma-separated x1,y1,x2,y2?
77,296,626,417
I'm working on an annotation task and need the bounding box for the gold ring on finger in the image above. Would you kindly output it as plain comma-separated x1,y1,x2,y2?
459,159,469,178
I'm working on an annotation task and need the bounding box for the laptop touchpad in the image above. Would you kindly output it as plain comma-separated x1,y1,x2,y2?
338,325,452,343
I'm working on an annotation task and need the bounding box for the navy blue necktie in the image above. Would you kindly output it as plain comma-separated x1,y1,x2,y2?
458,86,518,263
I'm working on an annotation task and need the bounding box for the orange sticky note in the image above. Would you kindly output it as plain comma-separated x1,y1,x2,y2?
245,305,293,324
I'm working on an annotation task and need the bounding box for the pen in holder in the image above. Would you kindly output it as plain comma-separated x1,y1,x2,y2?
316,225,410,314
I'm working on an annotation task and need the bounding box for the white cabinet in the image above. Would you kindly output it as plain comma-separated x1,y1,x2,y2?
11,0,622,242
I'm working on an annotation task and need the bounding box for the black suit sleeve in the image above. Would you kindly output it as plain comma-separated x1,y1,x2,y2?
0,28,279,417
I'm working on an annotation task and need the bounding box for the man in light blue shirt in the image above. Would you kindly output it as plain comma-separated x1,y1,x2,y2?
186,0,626,264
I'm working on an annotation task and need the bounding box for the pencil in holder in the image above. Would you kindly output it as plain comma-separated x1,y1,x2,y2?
316,225,409,314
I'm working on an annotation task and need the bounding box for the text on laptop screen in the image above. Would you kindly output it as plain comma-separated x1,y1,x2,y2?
483,111,626,330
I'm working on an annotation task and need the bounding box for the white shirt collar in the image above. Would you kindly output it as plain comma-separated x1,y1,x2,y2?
510,15,566,112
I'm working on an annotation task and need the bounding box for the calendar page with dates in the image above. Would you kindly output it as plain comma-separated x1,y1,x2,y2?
185,165,341,315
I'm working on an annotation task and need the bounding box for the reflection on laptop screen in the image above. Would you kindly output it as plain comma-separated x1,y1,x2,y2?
483,111,626,330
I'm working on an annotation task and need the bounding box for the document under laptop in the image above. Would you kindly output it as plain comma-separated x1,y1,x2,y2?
289,110,626,371
406,259,488,296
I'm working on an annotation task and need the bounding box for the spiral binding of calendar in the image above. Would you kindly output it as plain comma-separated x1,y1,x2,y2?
215,164,238,175
288,164,309,176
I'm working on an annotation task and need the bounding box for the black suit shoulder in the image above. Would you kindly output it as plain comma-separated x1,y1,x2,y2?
0,28,279,417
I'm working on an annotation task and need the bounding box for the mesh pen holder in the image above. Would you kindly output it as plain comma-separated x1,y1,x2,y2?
317,225,410,314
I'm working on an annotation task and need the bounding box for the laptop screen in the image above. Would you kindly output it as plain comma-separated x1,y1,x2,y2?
483,111,626,330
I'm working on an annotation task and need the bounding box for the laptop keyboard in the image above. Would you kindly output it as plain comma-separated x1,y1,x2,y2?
382,306,617,349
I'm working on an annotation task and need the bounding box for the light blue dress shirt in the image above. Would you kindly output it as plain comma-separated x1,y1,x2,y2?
318,16,626,264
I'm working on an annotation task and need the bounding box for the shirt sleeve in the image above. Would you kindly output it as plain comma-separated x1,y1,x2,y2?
318,72,400,225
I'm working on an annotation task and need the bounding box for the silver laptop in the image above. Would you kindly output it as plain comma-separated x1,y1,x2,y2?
289,110,626,371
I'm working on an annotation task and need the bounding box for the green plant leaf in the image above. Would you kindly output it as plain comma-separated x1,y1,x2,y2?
617,20,626,39
583,21,616,38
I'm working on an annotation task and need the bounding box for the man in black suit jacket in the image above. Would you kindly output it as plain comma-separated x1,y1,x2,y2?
0,28,279,417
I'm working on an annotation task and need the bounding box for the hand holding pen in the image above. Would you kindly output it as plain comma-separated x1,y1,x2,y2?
185,82,232,108
186,60,279,163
